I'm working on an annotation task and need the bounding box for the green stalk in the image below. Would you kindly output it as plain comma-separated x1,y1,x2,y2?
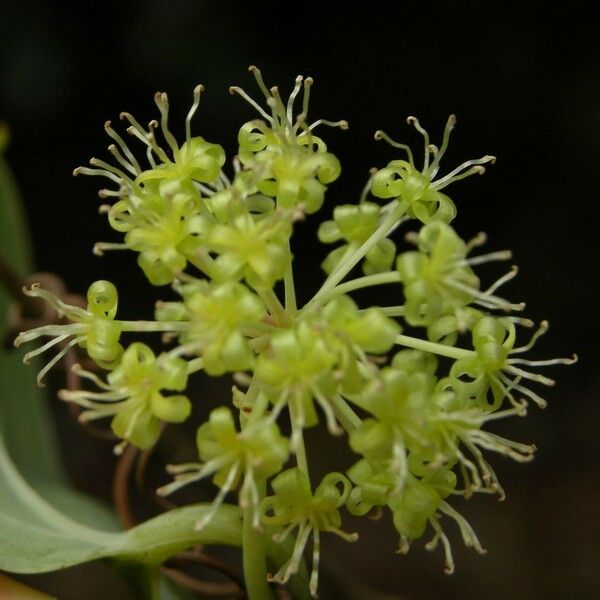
395,334,474,360
284,241,298,314
303,271,401,313
242,479,274,600
119,320,190,333
306,200,408,308
259,288,288,326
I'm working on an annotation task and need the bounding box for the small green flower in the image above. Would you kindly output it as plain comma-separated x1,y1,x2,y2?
15,280,124,384
158,279,266,375
449,315,577,412
347,456,484,575
74,86,225,285
318,202,396,275
254,321,337,433
396,221,522,327
158,405,289,530
106,179,212,285
232,67,344,213
207,210,293,289
59,342,190,451
346,457,395,516
261,468,357,596
349,359,441,492
388,467,486,575
371,115,495,223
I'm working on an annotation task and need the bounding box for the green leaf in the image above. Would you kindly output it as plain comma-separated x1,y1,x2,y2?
0,131,120,530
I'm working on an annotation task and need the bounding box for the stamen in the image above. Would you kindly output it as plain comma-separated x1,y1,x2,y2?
286,75,303,124
489,372,528,413
481,431,536,455
59,388,126,402
509,354,578,367
15,323,87,346
434,155,496,189
269,86,290,129
311,387,343,436
482,266,519,297
505,364,555,387
89,157,135,187
396,535,410,555
462,440,504,498
463,250,512,266
147,120,172,164
429,114,456,175
195,182,216,197
439,501,486,554
465,231,487,252
512,321,548,353
71,363,113,390
107,144,137,176
93,242,128,256
444,277,524,312
146,144,157,168
114,439,128,455
21,284,89,320
229,86,273,122
272,522,297,544
506,316,535,327
185,84,204,142
154,92,180,157
287,523,312,578
442,430,482,489
248,65,271,100
374,130,414,166
219,169,231,187
497,373,548,408
157,454,233,497
23,333,70,364
406,116,431,170
98,189,121,198
121,114,170,164
328,528,359,543
298,77,313,123
390,434,408,495
309,529,321,597
290,401,306,454
196,462,241,531
105,121,142,173
308,118,349,132
427,517,454,574
36,337,80,387
73,166,122,185
78,406,120,421
468,430,535,462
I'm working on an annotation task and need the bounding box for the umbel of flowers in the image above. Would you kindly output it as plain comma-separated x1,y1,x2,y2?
15,67,575,599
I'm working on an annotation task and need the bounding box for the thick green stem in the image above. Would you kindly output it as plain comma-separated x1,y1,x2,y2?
331,395,362,432
119,320,190,333
186,357,204,374
284,241,297,315
377,305,405,317
307,201,408,308
395,334,474,360
243,479,274,600
289,402,310,482
259,288,288,326
303,271,401,312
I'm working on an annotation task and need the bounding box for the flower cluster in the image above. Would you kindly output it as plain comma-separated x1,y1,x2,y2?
15,68,574,598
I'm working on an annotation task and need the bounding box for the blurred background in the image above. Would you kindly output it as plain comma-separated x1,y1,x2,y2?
0,0,599,598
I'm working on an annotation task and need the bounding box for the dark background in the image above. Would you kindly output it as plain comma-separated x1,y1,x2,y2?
1,1,599,599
